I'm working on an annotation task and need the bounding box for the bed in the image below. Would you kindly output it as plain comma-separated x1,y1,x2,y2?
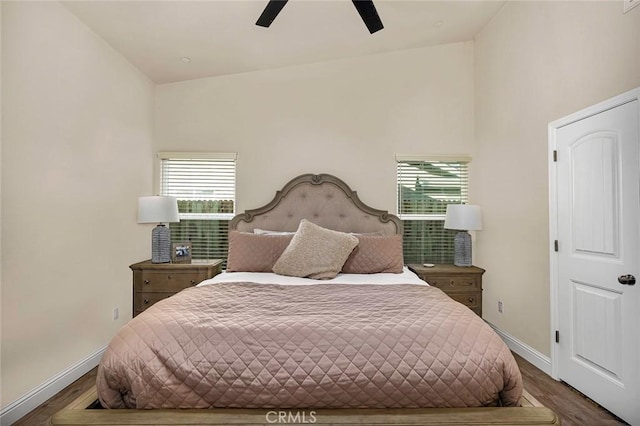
54,174,560,425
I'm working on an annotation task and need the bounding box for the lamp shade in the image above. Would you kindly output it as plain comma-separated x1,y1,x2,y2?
444,204,483,231
137,196,179,224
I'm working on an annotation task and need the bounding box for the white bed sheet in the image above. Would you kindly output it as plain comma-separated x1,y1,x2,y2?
198,266,427,287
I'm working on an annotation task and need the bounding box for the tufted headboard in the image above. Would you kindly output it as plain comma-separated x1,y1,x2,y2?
230,174,402,235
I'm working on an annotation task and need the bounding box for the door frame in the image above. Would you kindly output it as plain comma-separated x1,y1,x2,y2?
548,87,640,380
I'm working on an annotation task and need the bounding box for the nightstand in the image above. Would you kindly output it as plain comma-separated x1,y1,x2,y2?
408,264,485,317
130,259,223,317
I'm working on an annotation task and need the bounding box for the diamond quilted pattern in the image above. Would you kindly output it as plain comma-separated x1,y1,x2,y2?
96,283,522,409
341,235,404,274
226,232,293,272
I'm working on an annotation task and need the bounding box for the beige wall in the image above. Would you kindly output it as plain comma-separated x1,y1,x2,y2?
0,1,3,400
3,0,638,413
1,1,154,406
155,42,476,213
474,1,640,356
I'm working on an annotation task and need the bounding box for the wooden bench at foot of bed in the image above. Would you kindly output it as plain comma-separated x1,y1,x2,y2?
50,386,560,426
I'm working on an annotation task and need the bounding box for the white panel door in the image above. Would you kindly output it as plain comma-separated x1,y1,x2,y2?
556,100,639,425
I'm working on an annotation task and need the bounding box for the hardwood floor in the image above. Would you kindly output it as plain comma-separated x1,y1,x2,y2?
13,368,98,426
513,353,627,426
14,353,627,426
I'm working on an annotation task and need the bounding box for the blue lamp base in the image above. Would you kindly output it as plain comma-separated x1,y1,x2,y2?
151,224,171,263
453,231,472,267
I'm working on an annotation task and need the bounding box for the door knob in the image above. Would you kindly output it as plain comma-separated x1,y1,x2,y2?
618,275,636,285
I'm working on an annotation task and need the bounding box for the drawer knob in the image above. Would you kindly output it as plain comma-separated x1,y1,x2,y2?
167,275,172,279
144,299,149,304
468,297,474,303
143,279,150,285
190,280,196,285
449,280,455,286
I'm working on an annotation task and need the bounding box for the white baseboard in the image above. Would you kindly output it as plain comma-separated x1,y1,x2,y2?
486,322,553,377
0,345,106,426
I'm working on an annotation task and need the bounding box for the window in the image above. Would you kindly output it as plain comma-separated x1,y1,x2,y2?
158,152,236,262
396,156,470,264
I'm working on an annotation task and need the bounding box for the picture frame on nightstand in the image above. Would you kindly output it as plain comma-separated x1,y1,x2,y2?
171,242,192,264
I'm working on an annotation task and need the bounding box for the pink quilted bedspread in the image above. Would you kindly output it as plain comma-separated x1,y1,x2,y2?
97,283,522,409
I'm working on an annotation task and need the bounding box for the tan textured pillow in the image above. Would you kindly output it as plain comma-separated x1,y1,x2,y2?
227,231,294,272
272,219,359,279
341,235,404,274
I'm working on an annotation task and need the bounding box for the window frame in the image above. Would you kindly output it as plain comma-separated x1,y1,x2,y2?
157,152,237,262
396,155,471,264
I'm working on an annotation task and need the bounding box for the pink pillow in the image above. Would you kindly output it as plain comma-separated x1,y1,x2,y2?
226,231,293,272
341,234,404,274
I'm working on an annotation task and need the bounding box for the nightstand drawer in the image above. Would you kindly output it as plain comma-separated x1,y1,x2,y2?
135,271,202,292
130,259,223,317
408,264,484,317
448,292,480,308
422,275,479,291
134,292,179,312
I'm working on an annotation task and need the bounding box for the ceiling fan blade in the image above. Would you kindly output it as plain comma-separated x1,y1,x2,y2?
256,0,289,27
352,0,383,34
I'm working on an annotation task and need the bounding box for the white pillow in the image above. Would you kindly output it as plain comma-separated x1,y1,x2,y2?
272,219,359,279
253,228,295,235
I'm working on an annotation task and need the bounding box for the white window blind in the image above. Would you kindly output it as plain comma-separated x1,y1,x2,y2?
158,152,236,262
396,157,469,264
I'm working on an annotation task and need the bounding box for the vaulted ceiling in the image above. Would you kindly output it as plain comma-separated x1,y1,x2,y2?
62,1,506,84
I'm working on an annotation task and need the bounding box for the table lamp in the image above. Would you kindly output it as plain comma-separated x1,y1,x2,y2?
138,196,180,263
444,204,483,267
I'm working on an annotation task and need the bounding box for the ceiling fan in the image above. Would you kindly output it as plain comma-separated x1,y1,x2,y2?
256,0,384,34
